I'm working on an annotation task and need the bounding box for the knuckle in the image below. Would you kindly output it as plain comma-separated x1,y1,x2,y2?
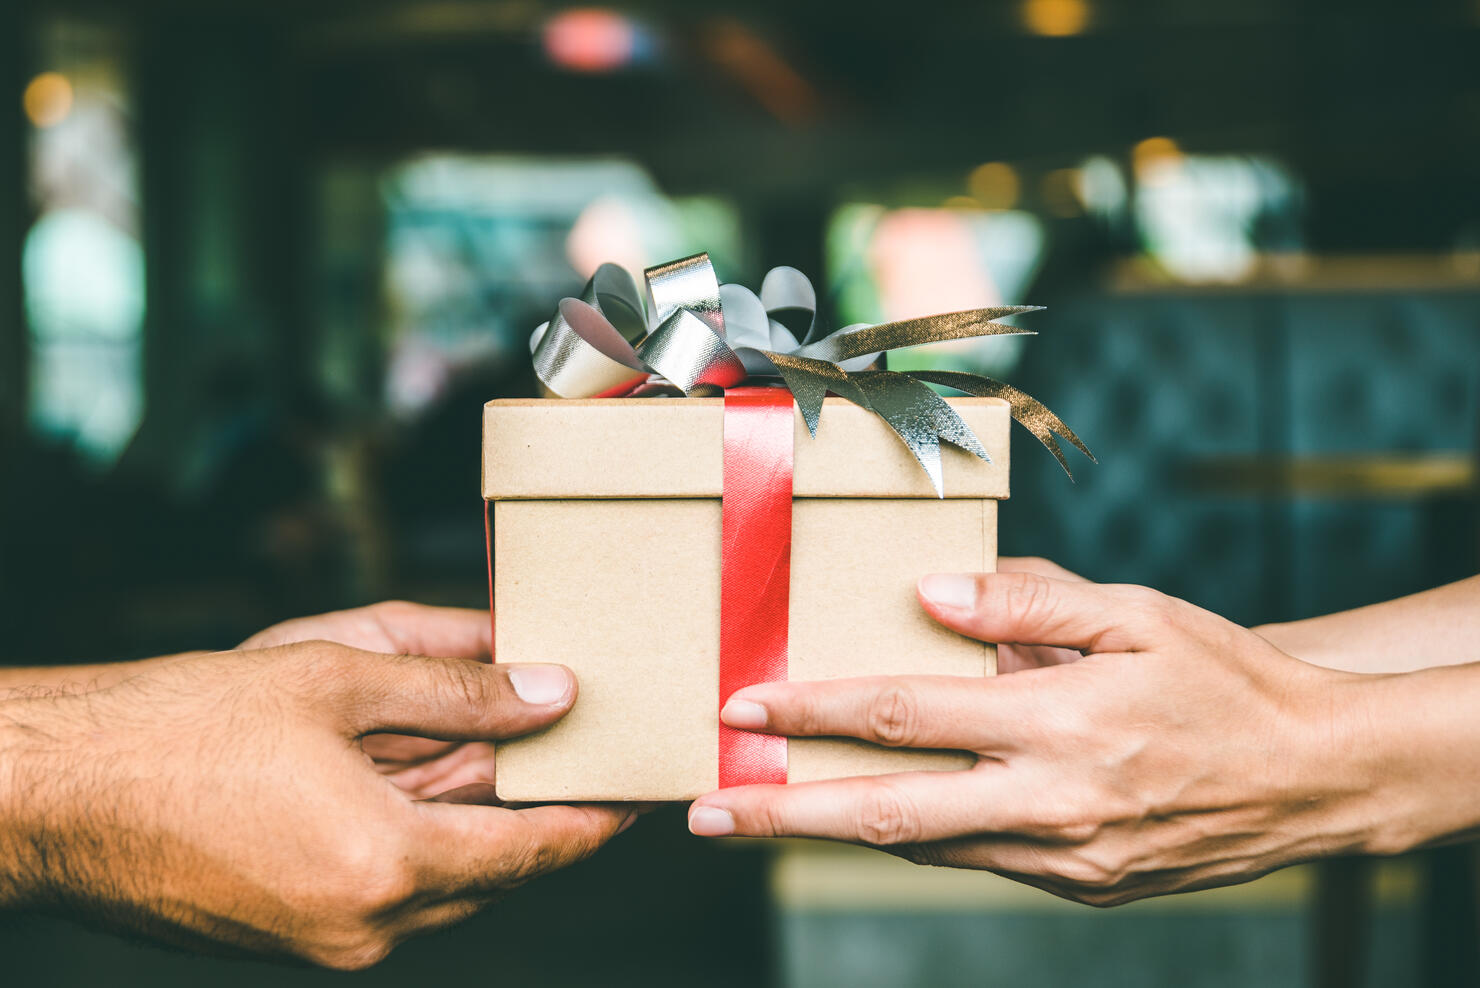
1123,585,1177,625
369,599,418,624
436,659,494,715
323,835,417,917
998,571,1056,628
353,861,417,917
295,641,356,683
1019,800,1099,843
276,642,358,703
865,683,920,748
1079,889,1134,909
291,837,415,970
1055,821,1102,845
1056,856,1116,891
311,934,394,972
749,795,793,839
505,832,562,887
855,784,920,846
1055,846,1129,894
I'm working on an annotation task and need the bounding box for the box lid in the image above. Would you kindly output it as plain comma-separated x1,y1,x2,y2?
482,396,1009,499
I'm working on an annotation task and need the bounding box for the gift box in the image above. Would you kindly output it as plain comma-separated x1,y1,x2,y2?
485,395,1009,801
483,251,1089,802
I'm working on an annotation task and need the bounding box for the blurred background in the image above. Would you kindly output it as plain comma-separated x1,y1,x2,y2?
0,0,1478,985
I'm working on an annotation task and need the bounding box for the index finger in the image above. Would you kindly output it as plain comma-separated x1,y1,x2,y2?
417,802,633,892
363,602,493,661
241,602,493,660
689,768,1017,846
918,571,1158,654
723,674,1030,752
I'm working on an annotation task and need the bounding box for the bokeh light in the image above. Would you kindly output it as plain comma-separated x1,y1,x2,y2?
868,209,1000,318
1133,135,1184,185
967,161,1020,210
1021,0,1091,37
23,71,74,128
701,17,819,127
566,194,648,281
1040,168,1085,216
543,8,635,73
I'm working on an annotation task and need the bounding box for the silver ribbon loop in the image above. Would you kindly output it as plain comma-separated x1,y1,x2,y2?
638,309,747,393
527,252,1092,489
532,302,645,398
587,263,649,342
644,253,725,337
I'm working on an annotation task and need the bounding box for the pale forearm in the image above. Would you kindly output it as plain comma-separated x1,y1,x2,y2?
1256,575,1480,674
1359,661,1480,854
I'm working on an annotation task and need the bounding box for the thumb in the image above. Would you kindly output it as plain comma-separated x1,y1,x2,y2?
298,645,578,740
917,571,1155,654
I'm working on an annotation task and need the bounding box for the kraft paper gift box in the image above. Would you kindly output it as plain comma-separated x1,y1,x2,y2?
484,394,1010,802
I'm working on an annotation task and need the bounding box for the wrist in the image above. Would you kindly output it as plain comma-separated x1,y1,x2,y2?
1346,664,1480,856
1260,665,1388,863
1253,620,1342,672
0,697,54,909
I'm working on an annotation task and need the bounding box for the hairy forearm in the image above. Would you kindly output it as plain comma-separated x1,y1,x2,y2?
0,657,205,909
0,653,206,699
1256,575,1480,674
0,664,132,695
0,696,56,909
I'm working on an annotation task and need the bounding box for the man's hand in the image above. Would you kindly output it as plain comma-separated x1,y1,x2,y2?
241,601,500,799
0,640,632,968
687,570,1406,906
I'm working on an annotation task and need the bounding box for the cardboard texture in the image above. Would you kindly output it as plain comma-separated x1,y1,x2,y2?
483,397,1010,500
487,396,1008,801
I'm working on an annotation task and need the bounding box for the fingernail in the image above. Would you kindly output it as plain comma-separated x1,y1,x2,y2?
720,698,768,730
688,806,735,837
919,573,977,610
508,665,572,705
617,814,638,835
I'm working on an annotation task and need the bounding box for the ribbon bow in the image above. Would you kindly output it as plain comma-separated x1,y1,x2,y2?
531,252,1093,493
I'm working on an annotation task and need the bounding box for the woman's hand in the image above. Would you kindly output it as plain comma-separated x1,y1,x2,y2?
990,557,1088,673
688,570,1404,906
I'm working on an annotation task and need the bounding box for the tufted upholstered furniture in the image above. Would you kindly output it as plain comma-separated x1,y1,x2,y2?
999,286,1480,986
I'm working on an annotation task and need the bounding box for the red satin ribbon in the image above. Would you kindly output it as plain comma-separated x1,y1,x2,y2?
719,386,794,787
486,387,795,788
